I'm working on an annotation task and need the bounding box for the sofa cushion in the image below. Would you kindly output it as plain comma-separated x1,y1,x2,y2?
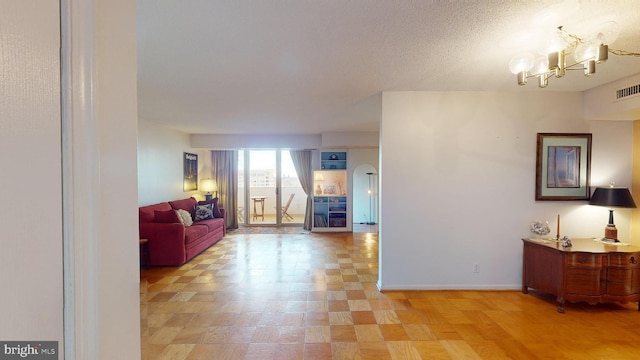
194,204,214,221
176,209,193,226
193,217,225,233
169,197,198,218
184,224,209,244
139,202,173,223
154,209,181,223
198,197,223,218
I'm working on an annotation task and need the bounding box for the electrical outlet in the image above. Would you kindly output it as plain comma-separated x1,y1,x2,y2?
473,263,479,273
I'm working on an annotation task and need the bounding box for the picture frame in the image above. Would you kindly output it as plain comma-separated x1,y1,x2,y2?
183,152,198,192
535,133,591,201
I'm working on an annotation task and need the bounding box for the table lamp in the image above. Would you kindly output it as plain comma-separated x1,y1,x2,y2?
200,178,218,201
589,185,636,242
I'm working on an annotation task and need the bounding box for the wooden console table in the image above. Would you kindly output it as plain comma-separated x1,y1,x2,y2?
522,238,640,313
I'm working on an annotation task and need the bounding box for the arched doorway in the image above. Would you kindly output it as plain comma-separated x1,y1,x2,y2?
353,163,378,226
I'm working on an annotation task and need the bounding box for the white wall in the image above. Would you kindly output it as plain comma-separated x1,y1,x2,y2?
379,91,633,290
93,1,141,358
190,131,380,150
322,131,379,148
2,1,142,358
584,72,640,121
138,119,212,206
191,133,322,149
0,0,63,346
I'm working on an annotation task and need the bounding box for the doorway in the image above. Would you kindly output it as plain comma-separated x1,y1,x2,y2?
353,164,378,225
237,149,305,226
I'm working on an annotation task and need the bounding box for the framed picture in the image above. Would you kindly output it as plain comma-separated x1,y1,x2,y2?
535,133,591,201
183,152,198,192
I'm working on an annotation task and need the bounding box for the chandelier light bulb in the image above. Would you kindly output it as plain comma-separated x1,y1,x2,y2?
542,28,569,53
530,56,549,75
574,42,596,63
592,21,619,45
509,52,534,74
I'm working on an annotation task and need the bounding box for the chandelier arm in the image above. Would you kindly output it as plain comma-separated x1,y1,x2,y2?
561,28,583,47
525,72,554,80
564,29,640,58
610,49,640,57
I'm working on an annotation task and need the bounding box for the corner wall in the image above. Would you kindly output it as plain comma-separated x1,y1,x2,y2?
379,91,633,290
138,119,212,206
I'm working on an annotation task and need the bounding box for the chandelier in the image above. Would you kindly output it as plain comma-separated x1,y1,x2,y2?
508,22,640,88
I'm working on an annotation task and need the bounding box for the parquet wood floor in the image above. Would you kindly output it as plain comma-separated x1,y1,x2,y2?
140,230,640,359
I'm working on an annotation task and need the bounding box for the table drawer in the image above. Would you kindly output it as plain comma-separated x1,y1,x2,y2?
568,253,604,268
608,252,640,267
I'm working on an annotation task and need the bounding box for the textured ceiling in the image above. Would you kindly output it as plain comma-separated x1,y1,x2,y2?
136,0,640,135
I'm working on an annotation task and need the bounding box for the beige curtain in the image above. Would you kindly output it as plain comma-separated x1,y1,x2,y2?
289,150,313,230
212,150,238,229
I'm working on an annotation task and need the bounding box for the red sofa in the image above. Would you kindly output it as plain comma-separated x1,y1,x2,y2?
138,197,226,266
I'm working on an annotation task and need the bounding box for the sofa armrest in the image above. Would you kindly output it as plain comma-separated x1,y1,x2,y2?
139,222,186,266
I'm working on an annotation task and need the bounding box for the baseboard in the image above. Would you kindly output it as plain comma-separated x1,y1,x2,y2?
376,283,522,291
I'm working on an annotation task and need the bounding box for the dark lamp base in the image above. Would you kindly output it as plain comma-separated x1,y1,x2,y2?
601,237,620,243
205,194,213,201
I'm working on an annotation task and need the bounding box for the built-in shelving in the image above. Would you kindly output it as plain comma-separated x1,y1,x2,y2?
320,151,347,170
313,150,349,232
313,196,347,228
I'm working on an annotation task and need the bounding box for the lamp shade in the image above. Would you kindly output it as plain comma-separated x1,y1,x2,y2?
200,178,217,193
589,187,636,208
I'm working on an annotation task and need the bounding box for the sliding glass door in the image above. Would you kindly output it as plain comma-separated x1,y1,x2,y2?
237,149,305,226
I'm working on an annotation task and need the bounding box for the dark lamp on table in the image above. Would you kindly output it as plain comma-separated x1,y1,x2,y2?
200,178,218,201
589,185,636,242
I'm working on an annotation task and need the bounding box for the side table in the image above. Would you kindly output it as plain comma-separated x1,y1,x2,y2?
139,238,150,269
250,196,267,221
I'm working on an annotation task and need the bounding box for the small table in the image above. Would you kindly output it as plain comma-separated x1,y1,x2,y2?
139,238,150,269
250,196,267,221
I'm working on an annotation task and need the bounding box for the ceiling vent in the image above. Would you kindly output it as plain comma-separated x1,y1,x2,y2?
614,84,640,101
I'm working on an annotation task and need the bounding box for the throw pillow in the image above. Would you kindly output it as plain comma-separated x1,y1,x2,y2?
175,209,193,226
154,209,181,223
198,197,223,218
194,204,214,221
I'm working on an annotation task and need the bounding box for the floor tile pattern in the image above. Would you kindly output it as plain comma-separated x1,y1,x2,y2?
141,230,640,359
